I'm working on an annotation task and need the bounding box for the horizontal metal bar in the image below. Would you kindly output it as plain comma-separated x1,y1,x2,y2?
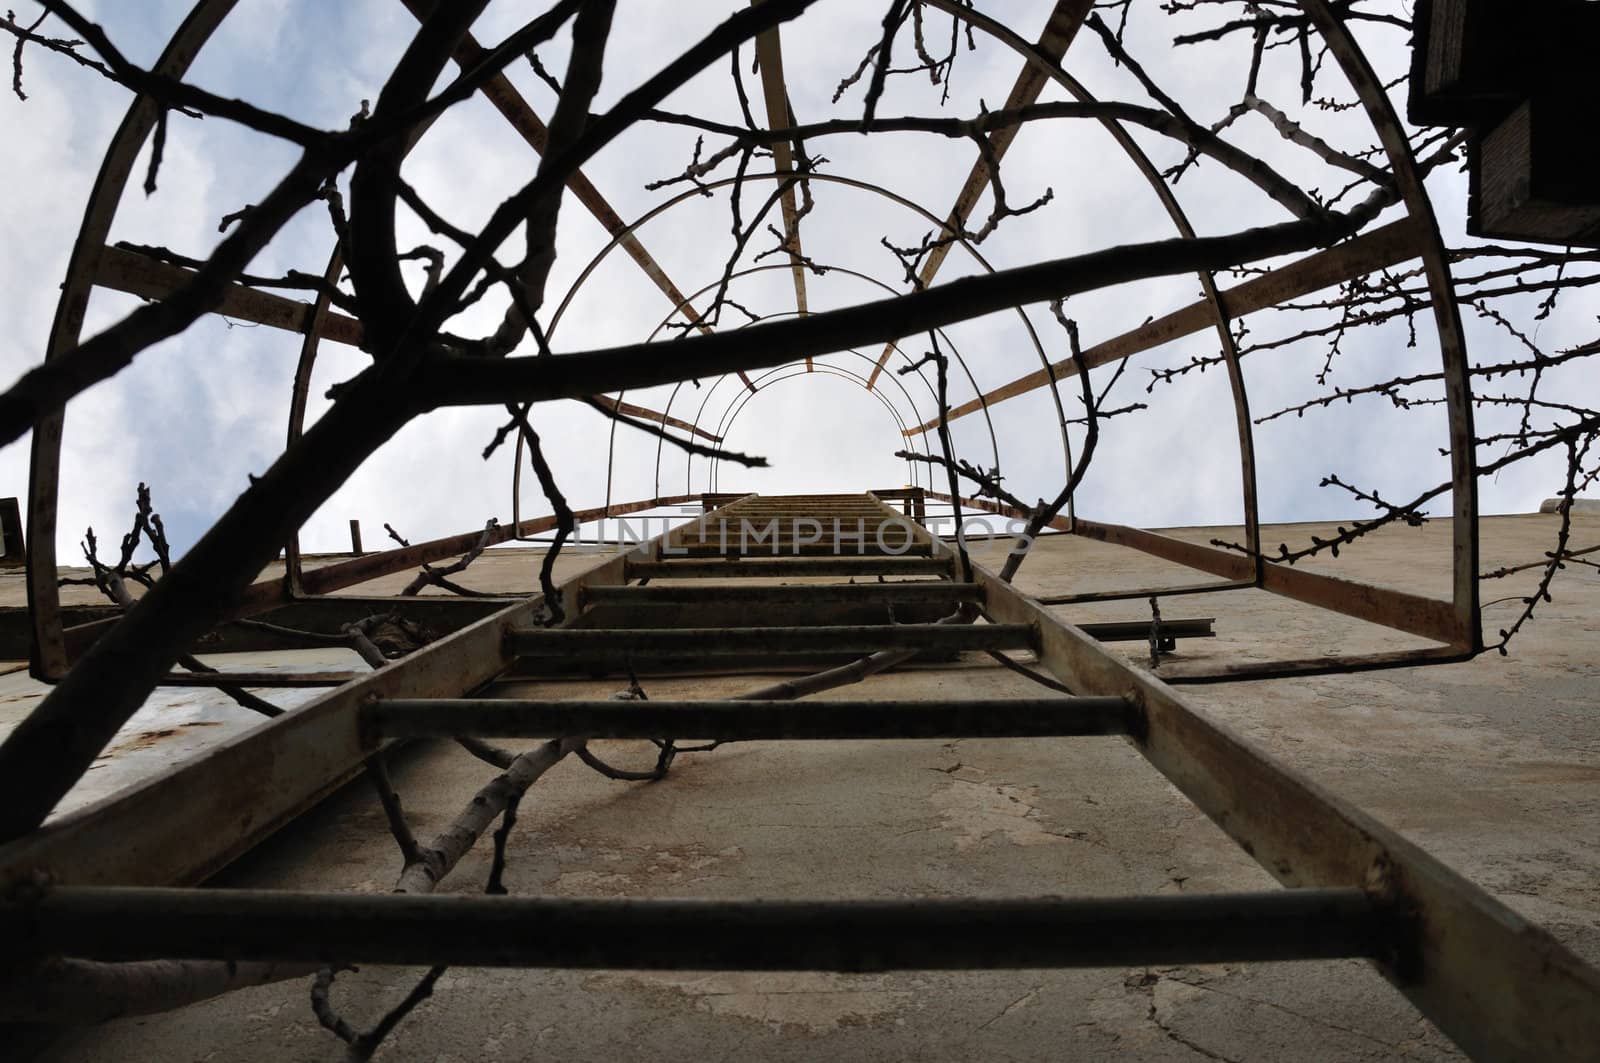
672,534,923,543
711,514,897,518
506,624,1034,657
678,519,914,527
721,505,890,510
569,603,952,633
672,543,931,558
580,582,981,606
627,558,952,578
366,697,1130,740
713,497,885,505
4,886,1393,970
676,522,920,529
1078,619,1214,643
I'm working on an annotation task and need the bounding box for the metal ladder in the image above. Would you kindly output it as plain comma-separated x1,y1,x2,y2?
5,493,1598,1060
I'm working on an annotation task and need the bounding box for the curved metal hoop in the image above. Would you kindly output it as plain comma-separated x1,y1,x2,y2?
585,261,989,506
26,0,238,677
921,0,1473,646
707,362,922,494
625,262,1001,501
666,316,977,500
537,170,1066,481
1301,0,1478,648
700,355,933,497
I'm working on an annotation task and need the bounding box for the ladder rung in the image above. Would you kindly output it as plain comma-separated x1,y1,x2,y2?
678,521,915,530
9,886,1392,970
705,514,894,521
366,697,1130,739
1079,618,1215,643
672,543,931,557
699,522,902,530
506,624,1034,658
628,557,951,578
581,582,982,606
677,517,914,524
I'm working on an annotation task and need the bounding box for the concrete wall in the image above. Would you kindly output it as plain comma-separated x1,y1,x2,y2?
17,510,1600,1060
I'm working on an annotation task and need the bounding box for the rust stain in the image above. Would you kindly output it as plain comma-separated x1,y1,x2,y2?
98,720,224,758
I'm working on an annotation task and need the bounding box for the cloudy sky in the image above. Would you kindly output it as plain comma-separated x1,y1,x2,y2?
0,0,1593,563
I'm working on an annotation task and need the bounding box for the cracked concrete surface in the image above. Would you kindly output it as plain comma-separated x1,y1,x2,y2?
24,511,1600,1060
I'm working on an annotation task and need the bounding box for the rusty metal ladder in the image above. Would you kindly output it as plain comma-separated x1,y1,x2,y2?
7,492,1600,1060
375,491,1126,751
